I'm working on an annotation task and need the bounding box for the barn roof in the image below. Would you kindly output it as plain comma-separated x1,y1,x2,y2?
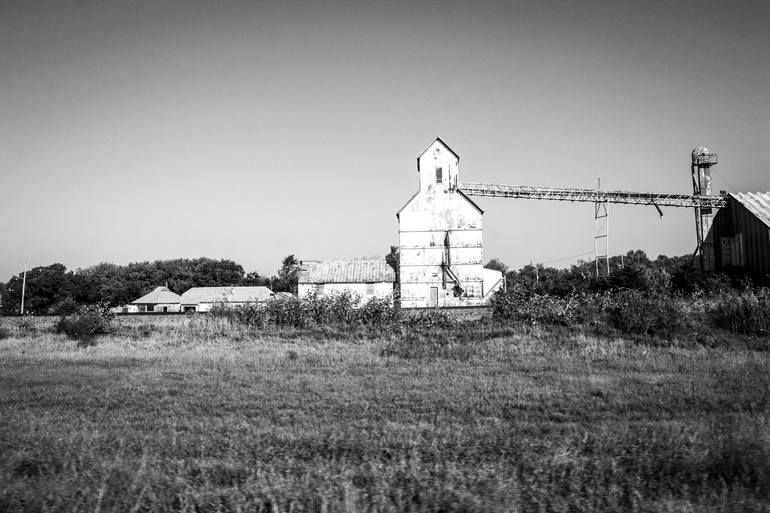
180,286,273,304
731,192,770,228
299,259,395,284
131,286,181,305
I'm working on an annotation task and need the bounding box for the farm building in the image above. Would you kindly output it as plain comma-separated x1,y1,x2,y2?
298,259,395,301
179,286,274,312
397,138,504,308
709,192,770,283
129,285,181,313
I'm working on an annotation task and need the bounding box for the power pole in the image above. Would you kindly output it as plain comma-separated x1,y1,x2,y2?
20,262,27,315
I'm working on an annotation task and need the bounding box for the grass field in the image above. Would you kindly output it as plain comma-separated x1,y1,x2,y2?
1,316,769,512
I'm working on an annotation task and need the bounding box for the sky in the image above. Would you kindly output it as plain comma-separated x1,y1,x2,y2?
1,0,769,281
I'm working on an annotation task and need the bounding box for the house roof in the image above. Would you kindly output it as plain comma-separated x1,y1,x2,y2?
299,259,395,284
131,286,181,305
180,286,273,304
731,192,770,228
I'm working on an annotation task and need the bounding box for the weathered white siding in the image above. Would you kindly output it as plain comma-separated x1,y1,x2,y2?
397,138,503,308
298,282,393,302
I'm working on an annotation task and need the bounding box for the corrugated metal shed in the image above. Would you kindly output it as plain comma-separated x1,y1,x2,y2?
180,286,273,305
131,286,181,305
299,259,395,284
711,192,770,282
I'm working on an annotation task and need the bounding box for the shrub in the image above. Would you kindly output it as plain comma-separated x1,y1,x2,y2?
55,304,116,346
402,308,454,330
607,290,691,337
491,285,578,327
710,288,770,336
359,295,398,326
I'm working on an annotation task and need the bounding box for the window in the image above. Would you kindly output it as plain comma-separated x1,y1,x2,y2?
366,283,375,295
435,167,443,184
146,305,154,312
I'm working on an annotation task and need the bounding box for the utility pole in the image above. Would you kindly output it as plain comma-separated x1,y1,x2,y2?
20,262,27,315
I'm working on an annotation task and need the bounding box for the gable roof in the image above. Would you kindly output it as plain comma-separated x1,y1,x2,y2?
417,137,460,163
731,192,770,228
180,286,273,304
299,259,395,284
131,286,181,305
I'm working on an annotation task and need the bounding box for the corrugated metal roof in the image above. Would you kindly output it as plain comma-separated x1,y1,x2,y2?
180,286,273,304
731,192,770,228
299,259,395,284
131,286,181,305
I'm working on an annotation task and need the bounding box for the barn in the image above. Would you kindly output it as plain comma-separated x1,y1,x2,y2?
396,138,504,308
298,259,395,301
129,285,182,313
179,286,274,312
709,192,770,283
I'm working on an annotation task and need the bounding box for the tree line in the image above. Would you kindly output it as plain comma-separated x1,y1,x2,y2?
0,256,300,315
486,249,744,297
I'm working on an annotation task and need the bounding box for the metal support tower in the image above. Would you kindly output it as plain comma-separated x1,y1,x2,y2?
594,179,609,277
691,148,718,270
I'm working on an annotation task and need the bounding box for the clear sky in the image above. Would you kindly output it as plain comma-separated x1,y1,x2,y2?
2,0,769,281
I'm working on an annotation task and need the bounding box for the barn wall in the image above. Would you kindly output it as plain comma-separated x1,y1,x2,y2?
298,282,393,301
710,197,770,282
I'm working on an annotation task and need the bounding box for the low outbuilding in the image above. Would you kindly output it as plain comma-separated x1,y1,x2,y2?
179,286,274,312
129,285,182,313
298,259,395,301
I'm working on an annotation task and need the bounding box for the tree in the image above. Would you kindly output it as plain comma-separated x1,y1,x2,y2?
1,264,75,314
243,271,271,287
272,255,300,293
485,258,508,275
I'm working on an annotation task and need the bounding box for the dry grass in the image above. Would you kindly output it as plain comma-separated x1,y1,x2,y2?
1,316,769,512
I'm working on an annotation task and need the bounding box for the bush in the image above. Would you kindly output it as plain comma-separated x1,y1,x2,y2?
55,304,116,346
402,308,454,330
607,290,691,337
491,285,579,327
710,288,770,336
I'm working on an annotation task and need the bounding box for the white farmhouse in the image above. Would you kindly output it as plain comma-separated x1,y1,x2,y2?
397,138,504,308
298,260,395,302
